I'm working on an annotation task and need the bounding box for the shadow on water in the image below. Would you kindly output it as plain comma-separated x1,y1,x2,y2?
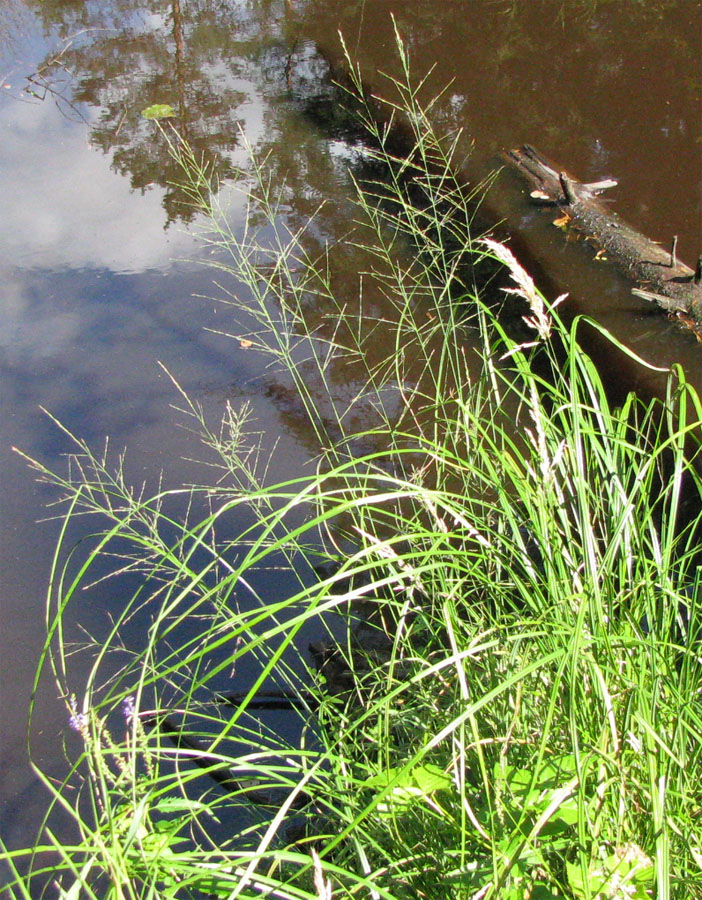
0,0,700,855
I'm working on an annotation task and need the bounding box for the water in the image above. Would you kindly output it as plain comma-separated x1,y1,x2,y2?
300,0,702,391
1,0,700,853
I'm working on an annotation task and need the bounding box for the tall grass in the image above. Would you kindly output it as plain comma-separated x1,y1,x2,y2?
3,28,702,900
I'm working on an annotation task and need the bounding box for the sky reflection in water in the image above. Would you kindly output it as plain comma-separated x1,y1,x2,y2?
0,1,310,849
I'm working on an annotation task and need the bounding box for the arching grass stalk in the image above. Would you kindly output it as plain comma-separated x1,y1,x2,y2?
4,26,702,900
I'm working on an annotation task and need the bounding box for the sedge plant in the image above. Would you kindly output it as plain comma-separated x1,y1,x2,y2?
3,26,702,900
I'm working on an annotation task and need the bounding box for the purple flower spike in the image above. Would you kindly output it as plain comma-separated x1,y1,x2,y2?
122,695,136,725
68,698,88,733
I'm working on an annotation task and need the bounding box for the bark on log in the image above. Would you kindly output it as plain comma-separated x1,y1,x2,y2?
505,144,702,326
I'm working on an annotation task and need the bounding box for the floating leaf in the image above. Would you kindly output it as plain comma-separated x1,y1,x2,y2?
141,103,176,120
495,756,579,833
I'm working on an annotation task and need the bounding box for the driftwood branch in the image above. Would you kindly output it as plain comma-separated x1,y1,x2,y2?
631,288,688,312
505,144,702,327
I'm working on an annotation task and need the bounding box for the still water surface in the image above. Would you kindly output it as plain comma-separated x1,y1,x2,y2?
1,0,700,850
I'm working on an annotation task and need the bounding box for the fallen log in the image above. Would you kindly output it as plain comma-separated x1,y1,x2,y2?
505,144,702,327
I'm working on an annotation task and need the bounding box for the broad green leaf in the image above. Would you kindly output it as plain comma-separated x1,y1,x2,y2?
540,793,579,833
539,755,577,783
411,763,452,794
496,755,579,833
567,845,654,899
497,834,544,866
365,763,450,796
497,755,577,804
531,886,567,899
364,763,451,814
364,767,401,790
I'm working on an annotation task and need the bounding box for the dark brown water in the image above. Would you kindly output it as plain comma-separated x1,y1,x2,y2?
1,0,700,851
297,0,702,390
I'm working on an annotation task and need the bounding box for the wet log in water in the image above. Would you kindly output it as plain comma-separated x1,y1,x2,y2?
505,144,702,327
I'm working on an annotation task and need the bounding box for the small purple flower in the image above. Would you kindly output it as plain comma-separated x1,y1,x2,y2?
68,697,88,733
122,695,136,725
